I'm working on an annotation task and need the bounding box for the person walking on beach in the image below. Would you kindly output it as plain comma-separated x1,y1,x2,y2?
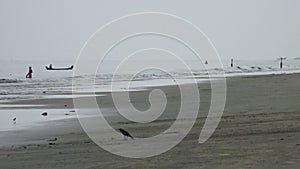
26,66,33,79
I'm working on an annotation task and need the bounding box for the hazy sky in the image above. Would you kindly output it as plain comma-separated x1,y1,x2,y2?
0,0,299,62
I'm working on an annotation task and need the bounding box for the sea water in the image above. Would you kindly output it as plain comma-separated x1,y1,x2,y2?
1,58,300,101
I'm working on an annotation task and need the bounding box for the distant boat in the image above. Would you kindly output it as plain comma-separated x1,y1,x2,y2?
45,64,73,70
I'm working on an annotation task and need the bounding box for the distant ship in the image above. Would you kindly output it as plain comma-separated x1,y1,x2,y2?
45,64,74,70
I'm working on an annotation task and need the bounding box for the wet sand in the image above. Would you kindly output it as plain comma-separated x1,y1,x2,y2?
0,73,300,168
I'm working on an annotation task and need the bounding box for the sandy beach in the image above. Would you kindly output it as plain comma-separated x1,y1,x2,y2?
0,73,299,169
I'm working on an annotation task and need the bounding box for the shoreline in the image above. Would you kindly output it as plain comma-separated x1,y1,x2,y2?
3,70,300,104
1,68,300,103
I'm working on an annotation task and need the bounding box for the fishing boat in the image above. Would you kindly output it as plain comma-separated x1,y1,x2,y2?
45,64,74,70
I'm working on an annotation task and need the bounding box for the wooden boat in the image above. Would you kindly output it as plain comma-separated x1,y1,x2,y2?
45,65,74,70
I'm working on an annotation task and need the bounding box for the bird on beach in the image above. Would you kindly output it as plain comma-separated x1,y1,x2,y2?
13,117,16,124
118,128,134,140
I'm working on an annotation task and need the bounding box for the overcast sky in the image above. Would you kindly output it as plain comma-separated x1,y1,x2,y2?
0,0,299,62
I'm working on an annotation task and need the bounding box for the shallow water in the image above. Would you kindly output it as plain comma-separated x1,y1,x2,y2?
0,108,77,131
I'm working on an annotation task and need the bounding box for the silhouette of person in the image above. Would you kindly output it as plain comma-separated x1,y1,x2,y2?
26,66,33,79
